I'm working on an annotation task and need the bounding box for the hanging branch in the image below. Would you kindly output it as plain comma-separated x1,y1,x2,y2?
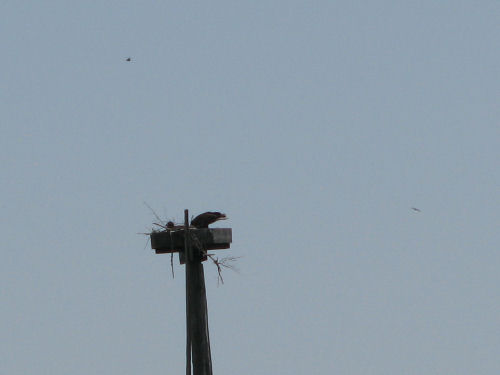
171,253,175,279
207,255,241,285
189,231,240,285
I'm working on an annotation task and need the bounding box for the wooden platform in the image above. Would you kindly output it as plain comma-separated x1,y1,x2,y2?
150,228,232,254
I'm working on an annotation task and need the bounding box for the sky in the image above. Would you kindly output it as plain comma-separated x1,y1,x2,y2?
1,1,499,374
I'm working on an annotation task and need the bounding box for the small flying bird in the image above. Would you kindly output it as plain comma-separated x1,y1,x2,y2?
191,212,227,228
411,207,421,212
125,57,132,62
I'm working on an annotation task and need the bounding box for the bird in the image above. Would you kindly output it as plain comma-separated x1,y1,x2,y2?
411,207,421,212
191,212,227,228
125,57,132,62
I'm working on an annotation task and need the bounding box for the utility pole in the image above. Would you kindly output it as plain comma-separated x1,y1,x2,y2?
150,209,232,375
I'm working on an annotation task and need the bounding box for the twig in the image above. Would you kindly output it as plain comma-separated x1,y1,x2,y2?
207,255,242,285
143,236,151,250
171,253,175,279
143,201,165,225
208,255,225,285
153,222,168,229
143,204,178,278
188,232,240,285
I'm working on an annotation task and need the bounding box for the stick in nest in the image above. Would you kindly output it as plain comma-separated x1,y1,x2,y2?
143,201,166,225
143,202,178,278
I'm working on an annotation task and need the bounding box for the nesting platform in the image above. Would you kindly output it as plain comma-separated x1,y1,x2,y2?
150,228,232,255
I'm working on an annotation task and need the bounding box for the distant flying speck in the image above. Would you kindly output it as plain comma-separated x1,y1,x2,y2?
125,57,132,62
411,207,421,212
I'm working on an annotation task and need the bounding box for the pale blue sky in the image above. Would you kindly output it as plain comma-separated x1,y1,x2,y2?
1,1,499,374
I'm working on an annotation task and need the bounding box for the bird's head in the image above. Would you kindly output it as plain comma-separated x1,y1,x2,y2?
212,212,227,221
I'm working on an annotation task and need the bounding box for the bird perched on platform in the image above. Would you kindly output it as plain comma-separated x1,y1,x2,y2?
191,212,227,228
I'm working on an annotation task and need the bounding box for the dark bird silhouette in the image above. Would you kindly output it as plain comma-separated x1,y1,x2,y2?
125,57,132,62
191,212,227,228
411,207,421,212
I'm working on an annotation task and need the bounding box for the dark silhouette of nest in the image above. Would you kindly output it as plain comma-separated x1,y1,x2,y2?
142,203,238,284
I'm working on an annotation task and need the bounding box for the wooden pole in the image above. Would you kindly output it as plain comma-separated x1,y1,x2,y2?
185,209,213,375
188,261,212,374
184,210,191,375
150,210,231,375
